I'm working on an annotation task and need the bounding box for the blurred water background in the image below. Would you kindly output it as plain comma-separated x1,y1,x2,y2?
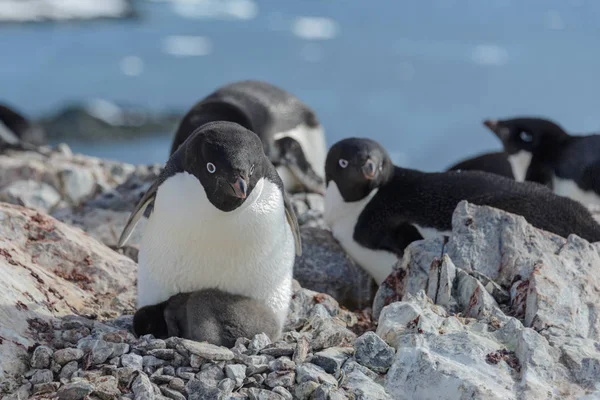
1,0,599,171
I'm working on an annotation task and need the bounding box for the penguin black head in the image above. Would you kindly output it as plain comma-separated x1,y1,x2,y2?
133,302,169,339
483,117,569,156
176,121,269,212
325,138,393,202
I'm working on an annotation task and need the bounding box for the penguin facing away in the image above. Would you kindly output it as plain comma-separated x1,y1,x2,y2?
170,80,327,195
324,138,600,284
484,117,600,205
118,121,301,334
133,288,280,347
0,103,46,151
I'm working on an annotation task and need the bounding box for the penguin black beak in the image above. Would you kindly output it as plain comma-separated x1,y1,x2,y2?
483,119,498,132
484,119,510,141
230,177,248,199
361,159,377,180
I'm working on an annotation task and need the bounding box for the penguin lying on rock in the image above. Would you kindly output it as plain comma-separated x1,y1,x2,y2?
484,117,600,205
324,137,600,284
118,121,301,339
133,288,279,347
170,80,327,195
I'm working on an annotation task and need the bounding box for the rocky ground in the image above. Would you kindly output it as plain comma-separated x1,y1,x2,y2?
0,146,599,399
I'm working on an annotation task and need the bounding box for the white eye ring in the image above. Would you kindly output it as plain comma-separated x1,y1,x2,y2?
519,131,533,143
339,159,348,168
206,162,216,173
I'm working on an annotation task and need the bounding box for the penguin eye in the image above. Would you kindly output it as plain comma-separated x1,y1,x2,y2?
519,131,533,143
206,162,216,173
250,164,255,176
339,159,348,168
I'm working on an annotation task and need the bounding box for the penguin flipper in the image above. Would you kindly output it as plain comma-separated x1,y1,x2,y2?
118,179,160,248
283,193,302,256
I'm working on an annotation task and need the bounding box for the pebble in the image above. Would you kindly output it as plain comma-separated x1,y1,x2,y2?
149,348,176,360
271,386,293,400
31,346,53,368
269,357,296,372
143,355,166,368
260,343,295,357
29,369,53,385
54,348,84,365
310,347,354,375
93,376,120,400
77,339,114,364
217,378,236,393
59,361,79,380
185,379,221,400
112,343,130,357
293,381,320,400
196,363,226,385
33,382,61,395
115,367,137,385
248,333,272,355
121,353,143,370
181,339,234,361
295,363,338,386
266,371,296,388
247,388,285,400
132,373,154,398
292,336,310,364
225,364,247,387
353,331,395,373
168,377,186,393
62,327,91,344
57,380,94,400
160,386,186,400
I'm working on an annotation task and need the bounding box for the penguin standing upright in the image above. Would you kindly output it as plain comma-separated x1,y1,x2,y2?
170,80,327,194
484,117,600,205
324,137,600,283
118,121,302,338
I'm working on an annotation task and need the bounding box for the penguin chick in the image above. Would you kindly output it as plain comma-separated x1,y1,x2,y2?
133,301,169,339
324,137,600,283
484,117,600,205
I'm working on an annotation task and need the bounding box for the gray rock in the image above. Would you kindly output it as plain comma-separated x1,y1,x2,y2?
149,349,176,360
293,381,320,400
112,343,130,357
29,369,53,385
240,355,271,375
185,378,221,400
168,377,186,393
217,378,235,394
115,367,137,385
341,367,392,400
248,333,272,355
225,364,247,387
77,339,114,365
293,227,376,310
266,371,295,388
268,357,295,372
295,363,337,387
160,386,186,400
62,327,92,344
59,361,79,380
305,315,356,351
121,353,143,370
293,336,310,364
132,373,154,398
354,332,395,373
31,346,53,369
260,343,295,357
247,388,284,400
143,355,166,368
59,167,96,204
57,380,94,400
53,348,84,365
310,347,354,375
271,386,293,400
0,180,61,212
197,363,226,386
181,339,234,361
33,382,61,395
93,376,120,400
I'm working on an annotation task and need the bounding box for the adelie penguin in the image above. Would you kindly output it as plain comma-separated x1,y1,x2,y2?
446,151,515,179
133,288,279,347
0,103,46,152
118,121,301,338
485,117,600,205
324,138,600,284
170,80,327,195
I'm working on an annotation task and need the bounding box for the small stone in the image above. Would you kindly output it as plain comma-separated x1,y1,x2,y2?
354,331,395,373
293,336,310,364
160,386,186,400
260,343,295,357
294,381,319,400
111,343,130,357
217,378,235,394
196,363,225,385
240,355,271,375
168,378,186,393
115,367,136,385
295,363,337,386
132,373,154,398
266,371,295,388
181,339,234,361
57,380,94,400
51,360,63,374
33,382,61,395
145,339,167,351
269,357,295,371
185,379,221,400
31,346,53,368
143,355,165,368
310,385,331,400
152,375,174,384
310,347,353,375
247,388,284,400
59,361,79,380
93,376,120,400
162,366,175,376
225,364,247,387
189,354,204,368
121,353,143,370
62,316,94,330
248,333,272,355
149,349,176,360
54,348,84,365
309,317,356,351
29,369,53,385
62,327,91,344
176,367,197,381
108,356,120,366
164,337,182,349
78,339,114,364
272,386,293,400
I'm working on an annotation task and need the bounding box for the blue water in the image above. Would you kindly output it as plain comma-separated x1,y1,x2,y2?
2,0,600,170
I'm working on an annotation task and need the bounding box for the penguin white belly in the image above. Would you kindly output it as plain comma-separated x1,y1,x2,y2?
324,182,397,285
276,165,301,192
412,225,452,240
507,151,532,182
137,172,295,327
275,123,327,188
552,176,600,206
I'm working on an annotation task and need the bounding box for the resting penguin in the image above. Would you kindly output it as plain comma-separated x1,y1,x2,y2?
484,117,600,204
447,151,515,179
0,103,46,151
118,121,301,337
133,288,279,347
324,137,600,284
170,80,327,195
